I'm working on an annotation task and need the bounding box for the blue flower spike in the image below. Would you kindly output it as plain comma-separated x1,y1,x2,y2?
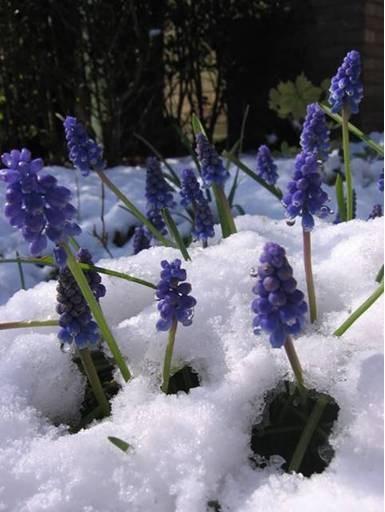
195,133,229,187
252,243,307,390
378,171,384,193
156,259,196,393
328,50,363,115
133,226,151,255
0,148,81,266
64,116,105,176
256,145,279,186
180,168,215,246
368,204,382,220
300,103,330,161
56,248,106,349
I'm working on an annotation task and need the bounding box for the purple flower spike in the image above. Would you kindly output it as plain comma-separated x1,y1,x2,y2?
328,50,363,114
282,151,331,231
64,116,105,176
145,157,175,211
368,204,383,220
0,148,81,266
133,226,151,254
180,169,215,242
56,248,105,349
252,243,308,348
155,259,196,331
256,145,278,186
195,133,229,187
300,104,330,161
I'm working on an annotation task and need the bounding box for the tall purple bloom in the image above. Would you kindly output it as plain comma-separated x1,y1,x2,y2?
300,103,330,161
133,225,150,254
195,133,229,187
368,204,383,220
180,169,215,242
251,243,308,348
256,145,278,186
282,151,331,231
145,157,175,210
64,116,104,176
57,248,106,348
328,50,363,114
0,148,80,264
155,259,196,331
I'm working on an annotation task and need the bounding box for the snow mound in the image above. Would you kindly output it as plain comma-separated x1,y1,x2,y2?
0,216,383,511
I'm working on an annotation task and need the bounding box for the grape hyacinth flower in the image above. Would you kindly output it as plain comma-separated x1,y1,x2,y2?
56,248,106,348
180,169,215,245
283,151,331,231
256,145,279,186
329,50,363,221
133,226,150,254
378,171,384,193
328,50,363,115
0,148,80,265
368,204,383,220
64,116,105,176
283,151,330,323
300,103,330,161
252,243,307,389
145,157,175,211
251,243,308,348
155,259,196,393
195,133,229,187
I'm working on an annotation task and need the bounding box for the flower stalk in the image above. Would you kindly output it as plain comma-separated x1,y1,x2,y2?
341,107,353,220
78,347,110,418
161,319,178,394
303,230,317,323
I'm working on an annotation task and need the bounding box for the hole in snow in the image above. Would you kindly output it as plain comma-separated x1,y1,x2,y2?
166,365,200,395
250,380,339,477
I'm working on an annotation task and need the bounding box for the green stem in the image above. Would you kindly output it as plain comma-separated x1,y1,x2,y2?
64,244,131,382
0,257,156,290
0,319,58,331
288,395,328,473
303,229,317,323
341,107,353,221
161,208,191,261
161,319,178,394
15,251,26,290
96,170,175,247
319,103,384,157
375,265,384,284
334,279,384,336
78,348,110,418
212,184,237,237
284,337,305,393
335,173,346,222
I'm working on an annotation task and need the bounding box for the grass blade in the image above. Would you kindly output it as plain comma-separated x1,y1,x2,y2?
108,436,131,453
161,208,191,261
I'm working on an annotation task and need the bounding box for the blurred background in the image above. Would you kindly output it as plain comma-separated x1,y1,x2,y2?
0,0,383,164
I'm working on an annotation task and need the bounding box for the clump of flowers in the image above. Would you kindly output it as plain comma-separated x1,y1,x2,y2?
328,50,363,114
0,148,80,264
251,242,308,348
180,169,215,244
283,151,331,231
300,103,330,161
256,145,278,186
57,248,106,348
64,116,104,176
156,259,196,331
195,133,229,187
368,204,383,220
133,226,150,254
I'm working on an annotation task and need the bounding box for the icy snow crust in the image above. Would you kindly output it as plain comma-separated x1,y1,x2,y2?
0,213,383,511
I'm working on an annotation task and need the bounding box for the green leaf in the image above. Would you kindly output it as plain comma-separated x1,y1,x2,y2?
108,436,131,453
319,103,384,157
161,208,191,261
191,114,207,136
269,73,323,121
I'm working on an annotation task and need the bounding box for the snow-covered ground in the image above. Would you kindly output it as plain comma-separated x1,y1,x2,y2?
0,141,383,511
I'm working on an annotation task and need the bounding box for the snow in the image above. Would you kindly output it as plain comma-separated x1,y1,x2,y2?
0,143,383,511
